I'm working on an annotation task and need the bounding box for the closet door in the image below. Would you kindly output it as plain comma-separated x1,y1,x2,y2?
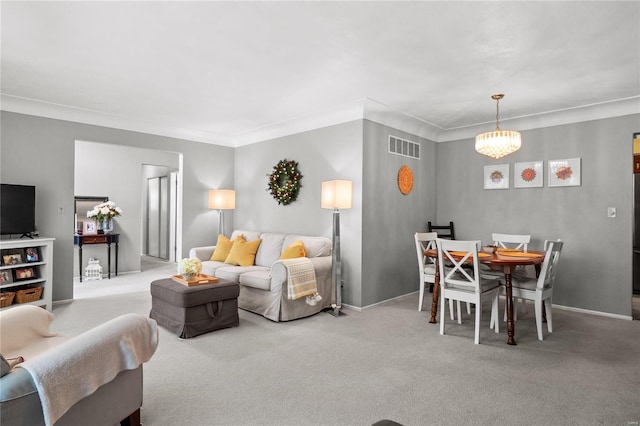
147,177,160,258
159,176,169,259
147,176,169,259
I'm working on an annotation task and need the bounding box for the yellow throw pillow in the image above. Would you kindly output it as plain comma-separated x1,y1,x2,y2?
225,238,262,267
210,234,245,261
280,240,307,259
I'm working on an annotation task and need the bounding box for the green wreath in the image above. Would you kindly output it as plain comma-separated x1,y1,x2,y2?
267,159,303,205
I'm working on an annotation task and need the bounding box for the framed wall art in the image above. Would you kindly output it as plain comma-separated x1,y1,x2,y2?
514,161,543,188
75,196,108,234
484,164,509,190
548,158,581,187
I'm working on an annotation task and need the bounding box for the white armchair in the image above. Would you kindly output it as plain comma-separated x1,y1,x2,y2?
0,305,158,426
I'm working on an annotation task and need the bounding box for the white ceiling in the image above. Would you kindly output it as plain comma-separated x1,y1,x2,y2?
2,1,639,147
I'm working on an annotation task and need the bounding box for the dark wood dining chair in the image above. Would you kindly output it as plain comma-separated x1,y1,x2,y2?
426,221,455,292
427,221,455,240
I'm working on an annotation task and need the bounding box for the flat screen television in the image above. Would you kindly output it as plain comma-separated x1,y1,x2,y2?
0,184,36,238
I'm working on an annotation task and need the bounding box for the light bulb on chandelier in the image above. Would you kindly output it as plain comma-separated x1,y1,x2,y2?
475,94,521,159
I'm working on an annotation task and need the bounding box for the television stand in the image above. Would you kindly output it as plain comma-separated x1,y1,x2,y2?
19,233,34,239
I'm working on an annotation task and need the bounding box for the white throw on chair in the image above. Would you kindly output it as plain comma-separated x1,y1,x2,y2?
414,232,438,311
436,239,501,344
507,239,563,341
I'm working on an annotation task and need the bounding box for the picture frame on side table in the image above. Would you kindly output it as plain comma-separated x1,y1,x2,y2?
0,270,13,284
83,221,98,235
514,161,544,188
484,164,510,190
548,158,581,187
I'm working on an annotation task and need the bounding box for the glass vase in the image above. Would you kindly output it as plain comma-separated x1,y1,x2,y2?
102,218,113,234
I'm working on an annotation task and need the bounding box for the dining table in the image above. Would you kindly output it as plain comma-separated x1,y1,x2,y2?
424,248,544,345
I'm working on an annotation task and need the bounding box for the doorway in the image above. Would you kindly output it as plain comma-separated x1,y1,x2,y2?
74,140,182,280
633,132,639,320
142,165,178,262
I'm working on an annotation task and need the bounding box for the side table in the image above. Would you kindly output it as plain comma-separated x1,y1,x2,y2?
74,233,119,282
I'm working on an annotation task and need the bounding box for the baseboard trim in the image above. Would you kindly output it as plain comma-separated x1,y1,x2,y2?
352,292,634,321
551,303,633,321
353,291,420,311
52,299,74,306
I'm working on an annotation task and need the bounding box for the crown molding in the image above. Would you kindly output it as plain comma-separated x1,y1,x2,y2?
0,94,234,146
231,99,365,146
438,96,640,142
2,94,638,147
362,98,442,141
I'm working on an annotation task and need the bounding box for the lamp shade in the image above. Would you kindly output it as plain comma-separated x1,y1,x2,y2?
321,180,353,209
208,189,236,210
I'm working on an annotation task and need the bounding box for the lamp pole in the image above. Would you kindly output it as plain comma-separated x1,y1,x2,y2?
331,208,343,316
321,179,352,317
218,209,224,237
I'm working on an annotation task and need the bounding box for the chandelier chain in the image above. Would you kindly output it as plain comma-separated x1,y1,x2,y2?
491,93,504,130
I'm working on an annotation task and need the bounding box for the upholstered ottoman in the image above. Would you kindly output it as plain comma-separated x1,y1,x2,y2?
149,278,239,338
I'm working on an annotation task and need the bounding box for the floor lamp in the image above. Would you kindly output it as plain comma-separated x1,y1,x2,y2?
208,189,236,236
321,180,353,317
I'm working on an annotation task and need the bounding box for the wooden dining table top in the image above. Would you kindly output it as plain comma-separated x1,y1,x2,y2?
424,248,545,266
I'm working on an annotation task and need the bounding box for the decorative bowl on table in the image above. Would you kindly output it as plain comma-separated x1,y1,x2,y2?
481,245,497,254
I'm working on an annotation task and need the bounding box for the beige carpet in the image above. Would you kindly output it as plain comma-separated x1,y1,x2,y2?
54,267,640,426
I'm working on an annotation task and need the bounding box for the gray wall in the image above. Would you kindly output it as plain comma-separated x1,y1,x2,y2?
436,114,638,317
233,119,438,309
0,111,234,302
234,121,363,306
2,109,636,316
362,120,437,307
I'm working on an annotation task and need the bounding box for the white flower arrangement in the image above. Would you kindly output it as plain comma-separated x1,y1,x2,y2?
87,201,123,223
178,258,202,276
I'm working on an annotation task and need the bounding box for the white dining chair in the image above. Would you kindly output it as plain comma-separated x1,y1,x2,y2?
507,239,564,341
436,238,500,344
415,233,468,318
492,233,531,251
483,233,532,314
414,232,438,312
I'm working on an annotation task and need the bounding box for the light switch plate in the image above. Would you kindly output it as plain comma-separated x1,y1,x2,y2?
607,207,616,218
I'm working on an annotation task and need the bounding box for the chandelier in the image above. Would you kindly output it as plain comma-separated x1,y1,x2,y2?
475,94,521,159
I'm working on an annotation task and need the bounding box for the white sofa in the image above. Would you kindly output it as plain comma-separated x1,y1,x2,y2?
189,230,333,322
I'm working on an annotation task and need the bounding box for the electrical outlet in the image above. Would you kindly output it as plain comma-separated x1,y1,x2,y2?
607,207,616,218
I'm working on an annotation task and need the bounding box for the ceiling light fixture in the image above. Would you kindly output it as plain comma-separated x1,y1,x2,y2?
475,94,521,159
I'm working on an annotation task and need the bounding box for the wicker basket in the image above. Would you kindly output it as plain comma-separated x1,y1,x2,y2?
0,291,15,308
15,287,43,304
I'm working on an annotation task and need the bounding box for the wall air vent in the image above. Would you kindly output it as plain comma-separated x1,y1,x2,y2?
388,135,420,159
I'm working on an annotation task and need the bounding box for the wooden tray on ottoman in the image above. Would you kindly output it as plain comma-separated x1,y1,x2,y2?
171,274,219,287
